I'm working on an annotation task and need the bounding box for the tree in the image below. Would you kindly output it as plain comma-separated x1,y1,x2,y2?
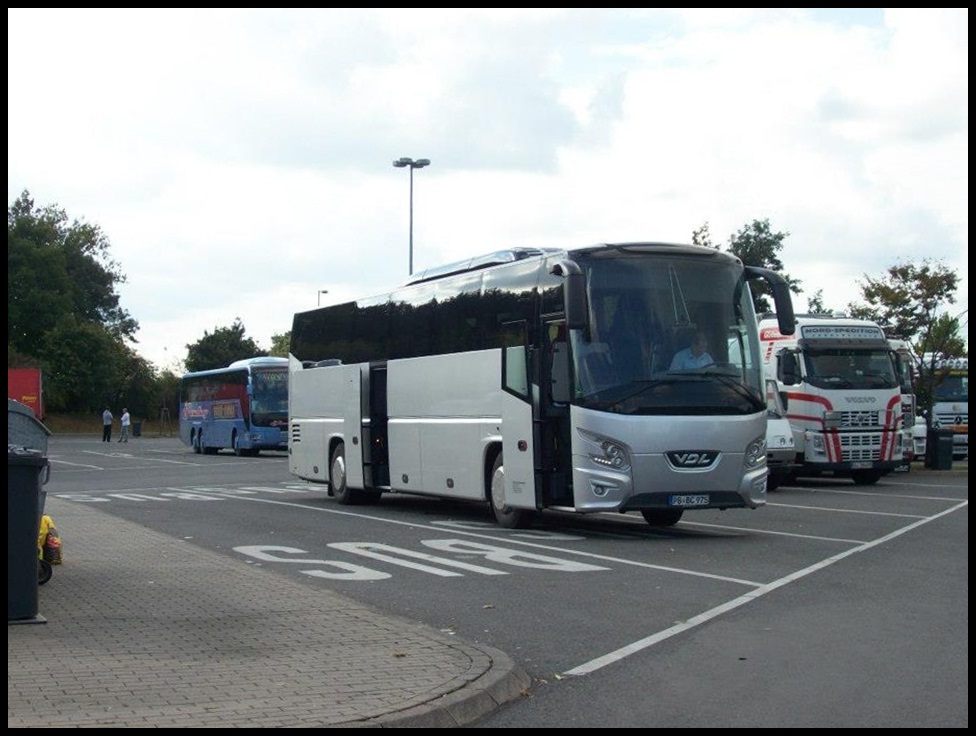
847,258,964,428
155,369,182,427
693,219,801,314
115,348,162,421
39,315,129,412
269,331,291,357
806,289,829,315
185,318,267,372
725,219,802,314
8,190,137,353
847,259,961,354
691,222,715,248
9,190,143,413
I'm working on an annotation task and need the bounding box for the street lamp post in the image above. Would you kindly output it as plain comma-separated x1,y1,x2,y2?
392,156,430,275
317,289,329,306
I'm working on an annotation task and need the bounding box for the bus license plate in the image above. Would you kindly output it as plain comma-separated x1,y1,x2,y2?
668,494,709,507
851,462,872,469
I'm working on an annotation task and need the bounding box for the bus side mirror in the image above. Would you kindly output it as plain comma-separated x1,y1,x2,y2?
745,265,796,335
551,260,586,330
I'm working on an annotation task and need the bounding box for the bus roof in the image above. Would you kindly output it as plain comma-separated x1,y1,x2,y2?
403,242,732,286
183,356,288,379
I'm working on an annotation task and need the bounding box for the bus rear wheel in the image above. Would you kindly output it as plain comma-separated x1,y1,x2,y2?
641,509,684,526
488,453,534,529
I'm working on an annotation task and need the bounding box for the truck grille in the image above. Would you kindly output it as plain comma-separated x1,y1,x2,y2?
935,411,968,428
838,410,885,428
838,432,883,461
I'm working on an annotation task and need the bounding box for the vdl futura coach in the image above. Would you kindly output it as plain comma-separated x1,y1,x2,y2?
288,243,796,528
179,357,289,456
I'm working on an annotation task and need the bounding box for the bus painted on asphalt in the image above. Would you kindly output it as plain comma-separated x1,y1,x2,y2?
179,357,289,456
287,242,795,528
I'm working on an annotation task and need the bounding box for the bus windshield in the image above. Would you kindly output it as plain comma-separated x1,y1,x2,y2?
250,367,289,427
567,252,765,415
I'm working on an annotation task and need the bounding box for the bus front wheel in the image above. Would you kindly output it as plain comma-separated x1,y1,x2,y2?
641,509,684,526
330,443,350,502
329,443,379,505
488,453,534,529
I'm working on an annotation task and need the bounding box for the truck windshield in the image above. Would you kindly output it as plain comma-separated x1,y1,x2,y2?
934,373,968,402
802,349,898,390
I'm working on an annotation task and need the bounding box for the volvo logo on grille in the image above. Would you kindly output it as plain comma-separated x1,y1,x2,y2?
667,450,718,468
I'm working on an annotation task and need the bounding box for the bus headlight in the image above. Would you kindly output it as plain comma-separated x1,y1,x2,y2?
577,429,631,471
745,435,766,469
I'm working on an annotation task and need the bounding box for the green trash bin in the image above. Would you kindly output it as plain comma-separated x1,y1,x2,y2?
926,428,954,470
132,420,142,438
8,447,50,624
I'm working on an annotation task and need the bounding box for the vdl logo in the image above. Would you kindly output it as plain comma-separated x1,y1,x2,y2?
666,450,718,468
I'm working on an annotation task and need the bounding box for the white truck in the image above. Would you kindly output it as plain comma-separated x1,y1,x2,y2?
920,354,968,460
888,338,921,469
759,314,904,485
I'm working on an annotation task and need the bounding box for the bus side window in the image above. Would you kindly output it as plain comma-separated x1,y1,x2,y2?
501,322,529,398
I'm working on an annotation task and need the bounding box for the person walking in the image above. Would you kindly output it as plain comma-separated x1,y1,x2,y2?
102,407,114,442
118,408,131,443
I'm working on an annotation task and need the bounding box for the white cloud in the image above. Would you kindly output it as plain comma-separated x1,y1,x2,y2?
8,8,968,369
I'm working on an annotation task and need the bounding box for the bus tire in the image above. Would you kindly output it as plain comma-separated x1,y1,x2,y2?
329,442,370,504
233,433,243,456
641,509,684,526
488,452,534,529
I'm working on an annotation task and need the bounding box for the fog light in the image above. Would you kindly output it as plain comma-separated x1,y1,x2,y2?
589,481,613,498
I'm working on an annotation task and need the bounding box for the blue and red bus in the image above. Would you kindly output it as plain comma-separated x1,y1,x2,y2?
179,357,288,456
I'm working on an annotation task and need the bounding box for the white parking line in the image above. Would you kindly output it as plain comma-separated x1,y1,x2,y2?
562,499,968,676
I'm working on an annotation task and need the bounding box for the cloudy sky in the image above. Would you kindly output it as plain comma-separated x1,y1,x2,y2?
8,8,968,371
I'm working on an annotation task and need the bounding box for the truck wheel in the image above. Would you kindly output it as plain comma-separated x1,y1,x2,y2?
488,452,534,529
851,470,882,485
